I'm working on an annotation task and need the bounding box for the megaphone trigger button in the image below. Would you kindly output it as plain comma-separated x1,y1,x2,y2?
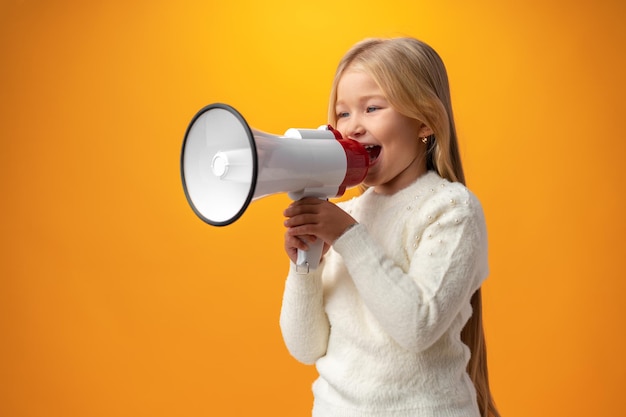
296,263,310,275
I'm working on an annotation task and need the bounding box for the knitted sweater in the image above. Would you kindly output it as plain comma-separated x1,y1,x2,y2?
279,171,489,417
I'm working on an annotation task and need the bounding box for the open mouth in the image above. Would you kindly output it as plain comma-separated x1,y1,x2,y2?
364,145,381,165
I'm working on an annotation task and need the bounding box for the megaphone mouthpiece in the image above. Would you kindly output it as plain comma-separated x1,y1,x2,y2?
336,138,370,195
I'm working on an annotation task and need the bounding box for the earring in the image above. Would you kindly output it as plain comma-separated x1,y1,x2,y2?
421,136,428,144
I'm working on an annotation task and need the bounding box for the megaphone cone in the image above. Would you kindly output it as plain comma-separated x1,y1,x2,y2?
181,103,258,226
180,103,369,270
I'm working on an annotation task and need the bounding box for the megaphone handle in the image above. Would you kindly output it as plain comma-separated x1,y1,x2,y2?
295,239,324,274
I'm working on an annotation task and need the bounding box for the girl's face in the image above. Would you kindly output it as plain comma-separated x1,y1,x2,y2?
335,69,432,195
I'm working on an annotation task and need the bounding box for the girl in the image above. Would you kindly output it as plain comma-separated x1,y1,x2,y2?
280,37,500,417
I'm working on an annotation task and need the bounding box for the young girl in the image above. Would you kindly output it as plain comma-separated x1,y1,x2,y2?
280,37,500,417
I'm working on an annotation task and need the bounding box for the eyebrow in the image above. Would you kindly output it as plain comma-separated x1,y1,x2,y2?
336,94,388,106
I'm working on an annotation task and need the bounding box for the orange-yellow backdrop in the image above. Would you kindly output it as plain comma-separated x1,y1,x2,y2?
1,0,625,416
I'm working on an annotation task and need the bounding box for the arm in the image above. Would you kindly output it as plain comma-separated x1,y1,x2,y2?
279,197,355,364
333,193,488,352
279,262,330,364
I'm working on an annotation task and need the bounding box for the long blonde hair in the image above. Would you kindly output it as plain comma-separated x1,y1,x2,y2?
328,37,500,417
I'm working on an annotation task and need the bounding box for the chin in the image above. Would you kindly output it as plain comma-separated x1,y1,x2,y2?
362,174,380,189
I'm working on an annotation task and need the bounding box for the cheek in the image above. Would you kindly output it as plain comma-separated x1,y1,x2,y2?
385,127,422,158
386,123,419,147
397,118,421,140
335,120,348,136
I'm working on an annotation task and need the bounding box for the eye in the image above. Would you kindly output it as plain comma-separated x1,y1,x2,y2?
366,106,380,113
337,111,349,118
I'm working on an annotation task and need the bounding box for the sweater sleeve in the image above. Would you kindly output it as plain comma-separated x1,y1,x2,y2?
332,191,488,353
279,262,330,365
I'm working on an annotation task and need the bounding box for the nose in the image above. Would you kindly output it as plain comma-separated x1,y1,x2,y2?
345,116,365,140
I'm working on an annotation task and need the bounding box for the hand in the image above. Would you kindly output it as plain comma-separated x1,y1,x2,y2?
283,198,357,263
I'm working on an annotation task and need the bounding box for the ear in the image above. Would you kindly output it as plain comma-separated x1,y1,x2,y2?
418,124,434,138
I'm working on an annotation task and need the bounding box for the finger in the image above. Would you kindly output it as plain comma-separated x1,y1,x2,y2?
286,223,319,239
284,198,324,215
284,213,320,228
284,204,317,218
287,235,310,251
285,229,312,244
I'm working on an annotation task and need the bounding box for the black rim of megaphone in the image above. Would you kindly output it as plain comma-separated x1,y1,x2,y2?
180,103,258,227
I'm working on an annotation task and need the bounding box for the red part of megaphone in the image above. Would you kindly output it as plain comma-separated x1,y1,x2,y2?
337,137,369,196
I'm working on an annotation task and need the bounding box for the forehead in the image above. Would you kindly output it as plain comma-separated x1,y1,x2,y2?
336,70,383,100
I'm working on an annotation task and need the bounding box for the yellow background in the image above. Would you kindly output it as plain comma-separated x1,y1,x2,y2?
1,0,625,416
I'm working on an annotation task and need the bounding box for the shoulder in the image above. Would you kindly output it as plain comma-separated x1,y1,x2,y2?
417,173,484,221
400,173,487,247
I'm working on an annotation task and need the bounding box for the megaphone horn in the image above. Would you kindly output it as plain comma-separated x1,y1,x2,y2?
180,103,369,271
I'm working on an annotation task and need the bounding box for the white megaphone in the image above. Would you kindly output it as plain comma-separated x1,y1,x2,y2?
180,103,369,272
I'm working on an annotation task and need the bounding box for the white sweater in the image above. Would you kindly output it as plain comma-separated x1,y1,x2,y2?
279,171,489,417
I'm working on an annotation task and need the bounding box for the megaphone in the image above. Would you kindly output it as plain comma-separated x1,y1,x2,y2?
180,103,369,272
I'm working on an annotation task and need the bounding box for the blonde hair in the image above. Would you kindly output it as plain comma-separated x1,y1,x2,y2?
328,37,500,417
